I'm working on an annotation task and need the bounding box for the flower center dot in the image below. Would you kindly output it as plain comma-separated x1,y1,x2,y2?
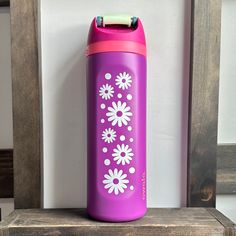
122,79,126,83
107,134,111,137
121,152,126,157
105,90,108,94
116,111,123,117
113,178,119,184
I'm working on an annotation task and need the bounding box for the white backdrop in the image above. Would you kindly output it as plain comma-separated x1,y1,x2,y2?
0,7,14,220
218,0,236,144
40,0,191,208
216,0,236,222
0,7,12,149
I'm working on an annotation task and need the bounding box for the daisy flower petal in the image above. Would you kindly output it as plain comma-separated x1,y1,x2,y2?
115,72,132,90
112,144,134,165
99,84,114,100
103,169,129,195
106,101,132,127
102,128,116,143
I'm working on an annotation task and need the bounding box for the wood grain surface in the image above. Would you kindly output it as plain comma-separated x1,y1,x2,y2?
217,144,236,194
0,149,13,198
10,0,41,208
207,208,236,236
187,0,221,207
0,208,235,236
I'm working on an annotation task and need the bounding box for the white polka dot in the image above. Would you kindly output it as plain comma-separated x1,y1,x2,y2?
130,185,134,190
127,94,132,100
120,135,125,141
129,167,135,174
104,159,110,166
105,73,111,80
103,147,108,153
100,104,106,109
101,119,105,123
117,93,122,98
130,138,134,143
128,126,132,131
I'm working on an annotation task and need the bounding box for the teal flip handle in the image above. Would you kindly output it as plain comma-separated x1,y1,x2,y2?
96,15,138,27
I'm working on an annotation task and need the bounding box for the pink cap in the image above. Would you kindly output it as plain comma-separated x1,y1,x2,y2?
86,17,146,57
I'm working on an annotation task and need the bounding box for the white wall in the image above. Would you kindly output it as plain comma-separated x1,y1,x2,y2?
40,0,191,208
217,195,236,223
0,7,14,220
218,0,236,144
216,0,236,223
0,7,13,149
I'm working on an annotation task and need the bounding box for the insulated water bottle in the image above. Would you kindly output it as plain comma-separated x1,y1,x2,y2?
86,15,146,222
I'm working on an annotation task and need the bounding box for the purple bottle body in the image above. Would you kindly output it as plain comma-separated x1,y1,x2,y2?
87,18,146,222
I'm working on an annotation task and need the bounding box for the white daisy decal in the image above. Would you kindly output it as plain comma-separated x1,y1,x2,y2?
106,101,132,127
102,128,117,143
103,168,129,195
115,72,132,90
99,84,114,100
112,144,134,165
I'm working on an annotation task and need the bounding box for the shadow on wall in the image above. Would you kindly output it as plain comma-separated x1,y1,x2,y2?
180,0,191,206
48,25,87,207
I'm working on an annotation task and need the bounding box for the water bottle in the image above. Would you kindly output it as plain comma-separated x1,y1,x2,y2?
86,15,146,222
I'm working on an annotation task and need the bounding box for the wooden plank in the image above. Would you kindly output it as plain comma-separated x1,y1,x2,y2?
1,208,234,236
187,0,221,207
0,149,13,198
207,208,236,236
217,144,236,194
10,0,41,208
0,0,9,7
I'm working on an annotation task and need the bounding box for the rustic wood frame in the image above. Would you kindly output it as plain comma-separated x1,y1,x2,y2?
9,0,233,209
188,0,236,204
10,0,41,208
187,0,222,207
1,208,236,235
217,144,236,194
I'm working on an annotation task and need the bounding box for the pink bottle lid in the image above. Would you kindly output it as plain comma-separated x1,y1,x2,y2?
86,17,146,57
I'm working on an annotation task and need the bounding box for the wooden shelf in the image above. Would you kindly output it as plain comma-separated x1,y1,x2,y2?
0,208,235,235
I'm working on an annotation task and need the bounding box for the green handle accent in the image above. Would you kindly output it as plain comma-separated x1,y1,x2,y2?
96,15,138,27
102,15,136,27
